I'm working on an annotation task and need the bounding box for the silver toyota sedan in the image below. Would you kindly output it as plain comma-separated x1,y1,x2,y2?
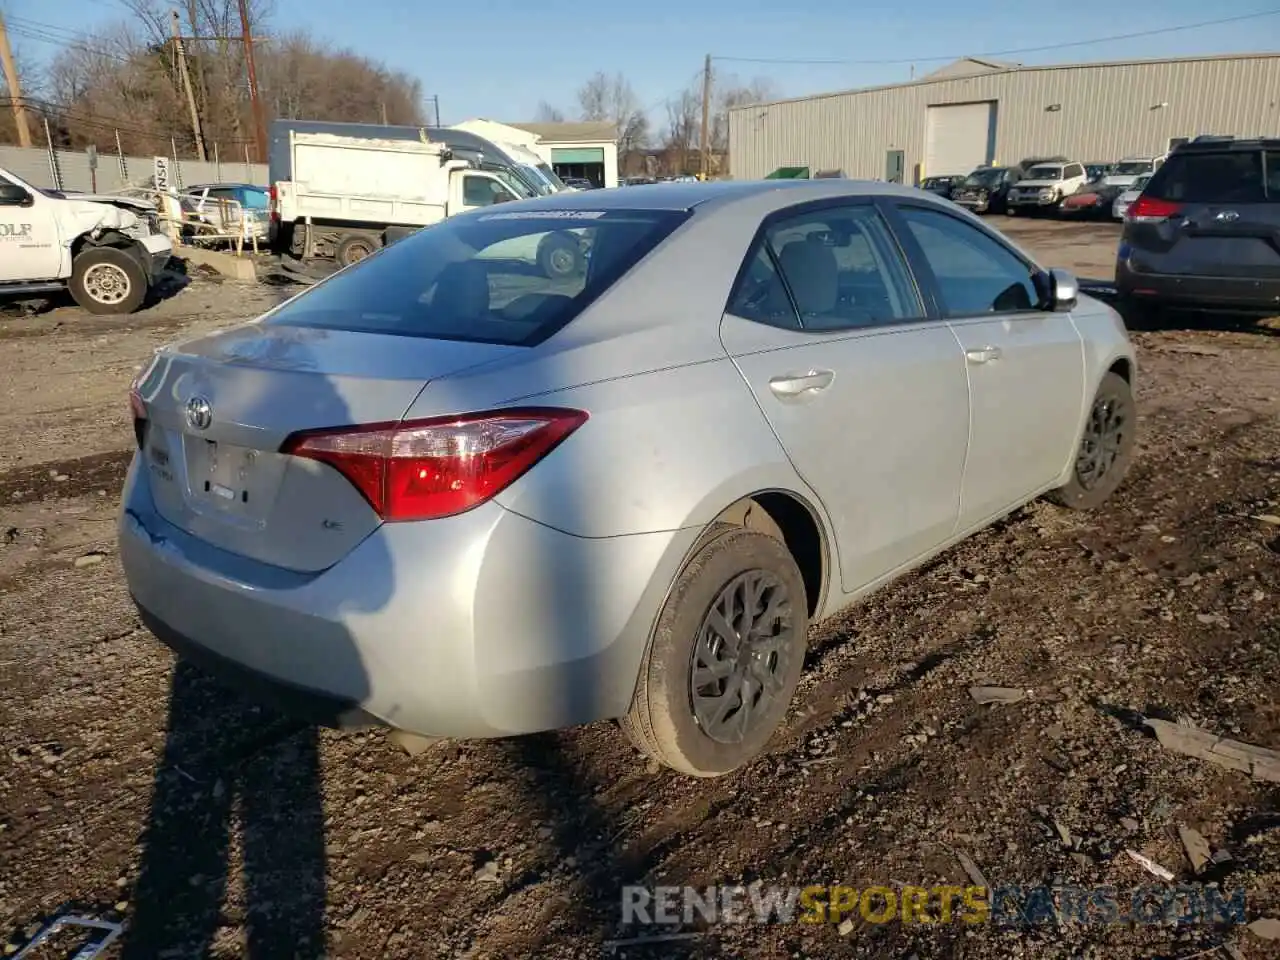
120,180,1136,777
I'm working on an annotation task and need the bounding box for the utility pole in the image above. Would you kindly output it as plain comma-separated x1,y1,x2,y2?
0,14,32,148
237,0,267,162
171,10,207,161
699,53,712,180
379,101,388,125
430,94,440,126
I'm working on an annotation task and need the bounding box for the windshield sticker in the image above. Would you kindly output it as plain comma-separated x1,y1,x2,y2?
477,210,606,221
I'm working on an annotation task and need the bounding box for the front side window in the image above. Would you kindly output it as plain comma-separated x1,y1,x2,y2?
1065,164,1085,179
897,206,1041,317
463,175,516,207
729,203,923,331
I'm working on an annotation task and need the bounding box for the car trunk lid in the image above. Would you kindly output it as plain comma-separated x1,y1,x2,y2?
134,323,517,572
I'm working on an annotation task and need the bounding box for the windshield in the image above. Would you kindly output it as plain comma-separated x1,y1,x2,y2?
520,164,557,196
1025,166,1063,180
491,167,536,199
964,168,1005,186
1115,161,1153,176
265,208,690,347
538,163,567,191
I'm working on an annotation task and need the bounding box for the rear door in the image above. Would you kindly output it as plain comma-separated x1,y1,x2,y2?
720,198,971,594
885,200,1085,528
1128,147,1280,280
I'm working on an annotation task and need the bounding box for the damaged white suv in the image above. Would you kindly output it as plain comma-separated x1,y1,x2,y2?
0,166,173,315
1007,161,1088,214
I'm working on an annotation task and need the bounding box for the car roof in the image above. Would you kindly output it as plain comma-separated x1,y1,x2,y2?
1172,136,1280,153
490,179,944,214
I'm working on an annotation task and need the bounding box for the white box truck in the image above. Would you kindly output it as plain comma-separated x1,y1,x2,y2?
267,123,583,276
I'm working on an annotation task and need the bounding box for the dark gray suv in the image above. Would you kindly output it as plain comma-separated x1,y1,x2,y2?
1115,138,1280,316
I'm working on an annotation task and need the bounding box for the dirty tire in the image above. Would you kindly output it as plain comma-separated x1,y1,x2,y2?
69,247,147,315
537,232,584,280
1048,371,1136,511
335,232,380,268
622,525,809,778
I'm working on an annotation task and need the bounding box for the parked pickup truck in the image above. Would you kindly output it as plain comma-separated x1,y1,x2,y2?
0,166,172,314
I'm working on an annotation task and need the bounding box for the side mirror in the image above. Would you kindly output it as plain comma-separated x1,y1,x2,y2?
0,182,32,207
1048,267,1078,312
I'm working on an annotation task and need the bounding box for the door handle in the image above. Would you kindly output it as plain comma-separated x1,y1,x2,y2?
965,346,1002,364
768,369,834,398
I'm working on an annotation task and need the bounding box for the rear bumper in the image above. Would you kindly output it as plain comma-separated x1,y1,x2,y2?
118,455,699,738
1116,260,1280,312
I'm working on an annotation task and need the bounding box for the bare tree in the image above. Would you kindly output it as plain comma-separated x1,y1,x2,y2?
659,87,700,176
711,75,775,152
534,101,565,123
577,71,647,145
33,1,423,155
577,70,649,172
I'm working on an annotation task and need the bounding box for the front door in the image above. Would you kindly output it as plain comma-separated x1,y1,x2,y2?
886,201,1086,528
720,199,970,594
885,150,905,184
0,173,61,282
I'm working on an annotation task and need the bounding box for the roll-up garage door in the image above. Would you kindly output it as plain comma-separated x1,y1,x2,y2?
924,102,995,178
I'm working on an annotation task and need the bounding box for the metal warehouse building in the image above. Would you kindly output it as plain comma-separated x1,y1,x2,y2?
727,53,1280,182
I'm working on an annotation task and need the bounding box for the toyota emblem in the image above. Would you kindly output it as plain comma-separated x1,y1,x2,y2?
185,395,213,431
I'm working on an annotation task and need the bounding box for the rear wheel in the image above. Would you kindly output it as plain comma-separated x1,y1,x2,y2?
622,525,809,777
69,247,148,315
335,232,381,268
1048,371,1136,511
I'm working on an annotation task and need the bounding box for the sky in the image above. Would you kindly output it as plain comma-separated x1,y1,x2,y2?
6,0,1279,129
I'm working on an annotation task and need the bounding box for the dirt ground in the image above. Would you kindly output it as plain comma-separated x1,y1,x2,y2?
1,219,1278,959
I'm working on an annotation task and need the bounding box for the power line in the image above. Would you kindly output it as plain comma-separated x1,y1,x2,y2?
713,9,1280,66
4,21,141,66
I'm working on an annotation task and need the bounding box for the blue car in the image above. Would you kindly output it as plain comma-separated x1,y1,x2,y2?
183,183,269,241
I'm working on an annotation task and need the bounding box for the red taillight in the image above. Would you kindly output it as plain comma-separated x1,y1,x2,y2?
281,408,588,522
268,184,279,222
1126,195,1183,222
129,384,148,449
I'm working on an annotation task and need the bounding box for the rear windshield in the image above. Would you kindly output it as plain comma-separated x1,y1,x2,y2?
1146,150,1276,203
265,208,688,346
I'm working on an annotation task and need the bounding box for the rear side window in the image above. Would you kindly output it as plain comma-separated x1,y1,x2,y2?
266,208,689,346
1147,151,1267,203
